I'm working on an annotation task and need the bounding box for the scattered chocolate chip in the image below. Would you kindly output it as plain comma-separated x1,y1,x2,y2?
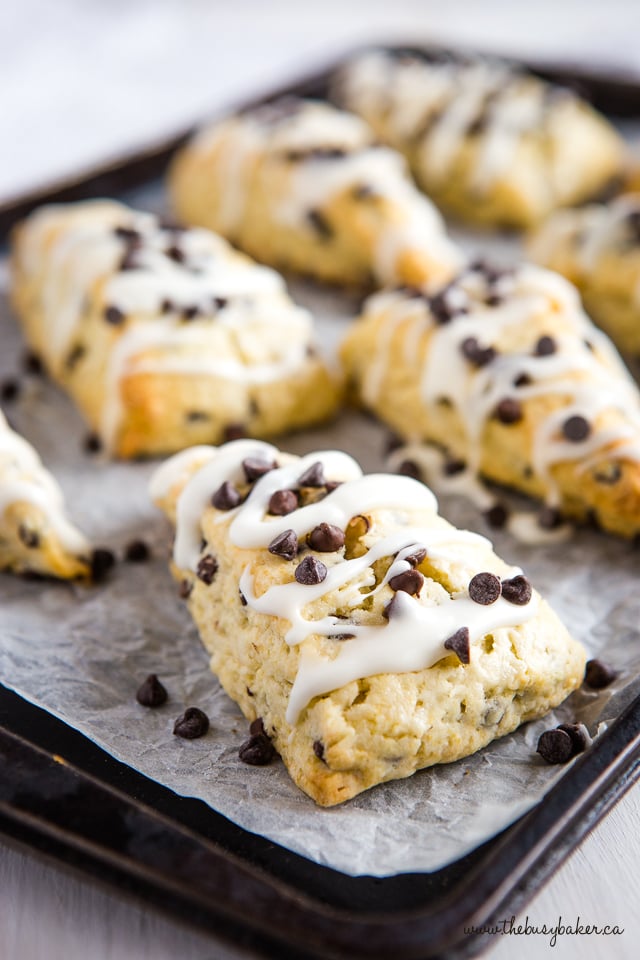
238,732,276,765
468,572,501,605
443,458,467,476
268,529,298,560
18,524,40,549
212,296,228,311
494,398,522,425
404,547,427,567
212,481,242,510
313,739,325,760
105,305,125,326
307,209,333,239
239,589,247,606
538,505,563,530
223,423,246,442
501,574,532,605
197,554,218,585
242,457,276,483
484,503,509,529
295,555,327,585
382,594,401,620
268,489,299,515
534,335,556,357
584,658,617,689
514,372,532,388
174,707,209,739
537,728,574,764
298,461,325,487
593,462,622,485
23,351,44,376
389,568,424,596
308,523,345,552
398,459,421,480
557,722,589,755
84,432,102,454
429,290,466,325
461,336,496,367
166,244,185,264
444,626,470,664
1,378,20,402
562,415,591,443
136,674,167,707
124,539,150,563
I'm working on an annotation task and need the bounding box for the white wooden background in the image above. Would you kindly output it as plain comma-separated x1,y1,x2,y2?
2,2,640,957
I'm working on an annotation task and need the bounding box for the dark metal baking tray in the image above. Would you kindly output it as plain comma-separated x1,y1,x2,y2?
2,42,640,959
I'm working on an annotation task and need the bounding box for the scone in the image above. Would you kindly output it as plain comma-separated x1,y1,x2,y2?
0,409,90,578
10,200,340,458
150,439,585,806
168,98,463,288
334,50,625,229
528,194,640,355
341,261,640,540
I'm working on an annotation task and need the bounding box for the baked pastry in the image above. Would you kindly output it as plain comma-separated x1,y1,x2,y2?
528,194,640,355
10,200,340,458
150,439,585,806
334,51,625,229
0,409,90,578
168,98,463,288
341,261,640,540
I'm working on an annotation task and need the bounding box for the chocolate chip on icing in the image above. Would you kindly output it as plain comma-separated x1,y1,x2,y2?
114,225,140,242
166,244,185,264
562,415,591,442
125,539,150,563
584,658,617,689
307,209,333,239
501,575,532,605
136,674,167,707
268,489,299,515
242,457,276,483
514,372,532,388
538,505,563,530
537,728,573,764
444,626,470,664
182,305,200,321
534,335,556,356
268,529,298,561
404,547,427,567
196,554,218,584
211,481,242,510
308,523,345,552
468,572,501,605
91,548,116,582
239,732,276,765
295,555,327,585
213,296,228,311
382,594,401,620
484,503,509,529
105,305,125,325
557,722,589,755
494,398,522,424
298,461,325,487
174,707,209,739
461,337,496,367
388,568,424,596
429,290,466,325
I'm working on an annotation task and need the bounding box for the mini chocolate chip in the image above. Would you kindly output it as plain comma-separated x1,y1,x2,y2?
307,209,333,239
268,529,298,561
514,372,532,388
468,572,501,605
161,298,174,313
484,503,509,529
444,458,467,476
197,554,218,585
179,578,193,599
593,462,622,485
23,351,44,376
404,547,427,567
105,305,125,326
239,733,276,765
584,658,617,689
485,293,502,307
562,415,591,443
268,489,299,515
398,459,421,480
429,291,465,325
174,707,209,739
324,480,342,493
389,568,424,596
119,249,139,271
186,410,210,423
501,574,532,605
461,337,496,367
18,524,40,549
308,523,345,552
444,626,470,664
298,461,325,487
1,378,20,402
166,244,185,263
243,457,276,483
557,722,589,755
494,398,522,425
537,728,573,764
313,739,325,760
239,589,247,606
136,674,167,707
538,505,563,530
65,343,86,371
124,539,150,563
91,548,116,582
223,423,246,442
182,305,200,321
295,555,327,585
213,296,228,310
212,481,242,510
114,226,140,242
382,594,401,620
250,718,265,736
534,335,556,357
84,432,102,454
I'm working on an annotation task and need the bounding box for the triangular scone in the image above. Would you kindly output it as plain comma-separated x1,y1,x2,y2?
151,440,584,806
168,98,463,289
334,51,624,229
10,200,340,458
341,262,640,540
528,194,640,355
0,410,90,578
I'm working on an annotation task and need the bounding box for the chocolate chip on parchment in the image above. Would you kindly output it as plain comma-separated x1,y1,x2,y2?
90,548,116,582
268,489,299,515
494,398,522,425
468,572,501,605
308,523,345,552
584,658,617,689
211,481,242,510
534,335,556,357
242,457,276,483
173,707,209,739
239,732,276,765
484,503,509,529
136,674,167,708
557,722,589,755
389,568,424,596
197,554,218,585
124,539,151,563
179,578,193,599
444,626,470,664
84,432,103,454
298,461,325,487
461,337,496,367
501,574,532,606
268,529,298,561
536,728,574,764
1,378,20,403
562,415,591,443
295,555,327,585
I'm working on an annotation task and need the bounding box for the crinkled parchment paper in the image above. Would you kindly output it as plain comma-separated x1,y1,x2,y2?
1,211,640,878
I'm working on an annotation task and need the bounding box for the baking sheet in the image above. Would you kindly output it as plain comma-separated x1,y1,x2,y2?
1,192,640,878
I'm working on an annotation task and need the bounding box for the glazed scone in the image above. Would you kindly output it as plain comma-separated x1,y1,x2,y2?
150,439,585,806
168,98,463,289
0,409,90,578
341,261,640,540
10,200,341,458
528,194,640,355
334,51,625,229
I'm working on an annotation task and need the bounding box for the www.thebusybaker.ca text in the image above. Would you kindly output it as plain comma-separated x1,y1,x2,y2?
464,915,624,948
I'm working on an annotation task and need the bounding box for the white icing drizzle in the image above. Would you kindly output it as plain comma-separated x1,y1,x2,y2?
151,443,539,724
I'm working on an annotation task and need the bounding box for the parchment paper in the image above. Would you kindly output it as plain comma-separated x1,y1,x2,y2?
1,210,639,878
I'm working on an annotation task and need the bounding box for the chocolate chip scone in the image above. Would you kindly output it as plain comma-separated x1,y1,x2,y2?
0,409,90,578
168,98,463,289
528,194,640,355
10,200,340,458
341,261,640,540
334,51,625,229
150,439,585,806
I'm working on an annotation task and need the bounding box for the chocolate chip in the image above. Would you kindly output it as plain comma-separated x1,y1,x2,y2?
23,351,44,376
538,505,563,530
461,337,496,367
211,481,242,510
119,250,139,271
65,343,86,371
173,707,209,739
501,574,532,605
179,579,193,599
308,523,345,552
485,293,502,307
161,298,174,313
562,415,591,442
307,209,333,239
213,296,228,311
18,524,40,549
250,718,266,736
84,432,102,454
313,739,325,760
537,728,574,764
166,244,185,263
593,462,622,485
124,539,150,563
268,489,299,515
1,378,20,402
185,410,210,423
534,335,556,357
404,547,427,567
429,290,466,325
298,461,325,487
239,589,247,606
295,555,327,585
91,548,116,582
223,423,246,442
268,529,298,560
136,674,167,707
334,632,355,640
242,457,276,483
514,372,532,388
444,626,470,664
494,398,522,425
557,722,589,755
238,733,276,765
468,572,501,605
584,658,617,689
444,458,466,476
105,305,125,325
114,226,140,242
398,459,421,480
384,432,404,456
389,568,424,596
484,503,509,529
182,305,200,321
197,554,218,584
382,594,401,620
